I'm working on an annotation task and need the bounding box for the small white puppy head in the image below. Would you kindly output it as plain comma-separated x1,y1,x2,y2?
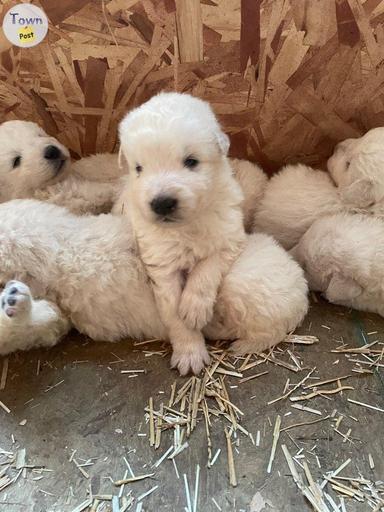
0,121,70,201
328,128,384,208
119,92,230,225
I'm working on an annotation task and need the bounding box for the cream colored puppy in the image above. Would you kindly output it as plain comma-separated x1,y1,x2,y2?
0,200,168,354
119,92,247,375
0,200,308,361
253,164,342,249
328,127,384,215
292,213,384,317
0,120,70,200
0,120,122,214
254,127,384,249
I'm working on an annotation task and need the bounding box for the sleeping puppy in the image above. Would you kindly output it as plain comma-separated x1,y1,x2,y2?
291,213,384,318
253,163,342,249
328,127,384,214
254,127,384,249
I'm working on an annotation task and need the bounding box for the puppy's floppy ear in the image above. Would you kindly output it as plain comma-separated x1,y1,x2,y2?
215,129,230,155
118,145,129,171
118,146,123,169
340,178,375,208
289,244,300,262
341,150,384,208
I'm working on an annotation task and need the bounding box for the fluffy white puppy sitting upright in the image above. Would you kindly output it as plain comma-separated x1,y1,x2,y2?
118,92,247,374
291,213,384,317
0,200,308,365
0,120,122,214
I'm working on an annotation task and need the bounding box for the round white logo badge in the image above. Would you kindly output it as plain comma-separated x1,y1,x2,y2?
2,4,48,48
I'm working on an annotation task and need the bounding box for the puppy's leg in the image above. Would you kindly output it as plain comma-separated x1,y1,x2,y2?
0,281,70,355
179,252,234,330
325,273,363,304
152,271,210,375
169,322,210,376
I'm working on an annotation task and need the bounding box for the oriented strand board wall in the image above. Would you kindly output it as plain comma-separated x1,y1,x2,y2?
1,0,384,172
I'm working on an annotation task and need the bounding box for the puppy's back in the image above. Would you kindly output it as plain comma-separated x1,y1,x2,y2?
254,164,342,249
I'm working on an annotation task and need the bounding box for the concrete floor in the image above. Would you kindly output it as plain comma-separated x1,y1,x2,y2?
0,297,383,512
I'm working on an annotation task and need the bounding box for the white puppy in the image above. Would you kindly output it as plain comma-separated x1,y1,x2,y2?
253,164,342,249
292,213,384,317
0,200,167,351
0,120,122,214
328,127,384,215
254,127,384,249
0,120,70,200
0,200,308,362
119,92,247,374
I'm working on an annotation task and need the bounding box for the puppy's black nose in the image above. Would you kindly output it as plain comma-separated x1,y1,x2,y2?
44,145,62,160
150,196,178,216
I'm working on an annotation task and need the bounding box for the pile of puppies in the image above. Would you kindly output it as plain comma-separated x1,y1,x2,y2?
0,92,382,375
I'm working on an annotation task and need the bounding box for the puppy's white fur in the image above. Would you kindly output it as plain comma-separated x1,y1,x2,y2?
292,213,384,317
0,120,123,214
119,92,247,374
0,120,70,200
230,159,267,232
1,120,266,225
254,127,384,249
328,127,384,213
254,164,342,249
0,200,308,361
0,281,70,354
0,200,167,350
114,158,267,232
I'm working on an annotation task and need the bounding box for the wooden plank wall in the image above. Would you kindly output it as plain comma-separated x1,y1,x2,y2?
1,0,384,172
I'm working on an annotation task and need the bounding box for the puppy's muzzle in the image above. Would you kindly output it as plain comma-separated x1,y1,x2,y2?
44,145,67,174
150,195,178,218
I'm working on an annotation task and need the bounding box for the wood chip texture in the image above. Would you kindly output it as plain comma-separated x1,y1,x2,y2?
1,0,384,170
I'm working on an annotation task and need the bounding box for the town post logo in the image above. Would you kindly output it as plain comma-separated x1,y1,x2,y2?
2,4,48,48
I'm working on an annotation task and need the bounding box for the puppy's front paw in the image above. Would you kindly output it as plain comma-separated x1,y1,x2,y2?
171,344,210,376
1,281,32,319
179,291,214,330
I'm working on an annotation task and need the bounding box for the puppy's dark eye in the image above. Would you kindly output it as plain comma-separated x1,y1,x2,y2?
136,164,143,174
184,156,199,169
346,161,350,169
12,156,21,169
